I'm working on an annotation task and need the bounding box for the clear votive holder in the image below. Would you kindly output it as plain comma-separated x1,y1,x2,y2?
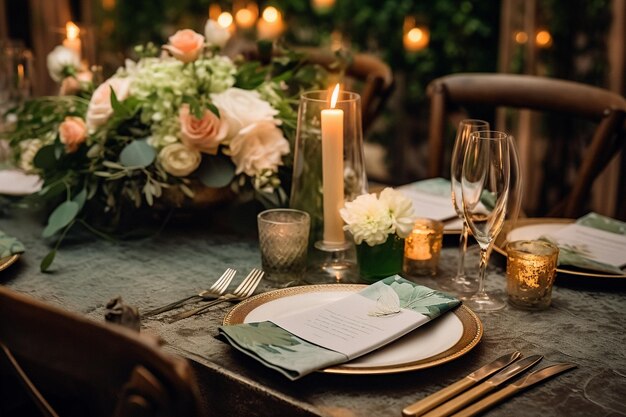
403,219,444,277
506,240,559,310
258,209,310,286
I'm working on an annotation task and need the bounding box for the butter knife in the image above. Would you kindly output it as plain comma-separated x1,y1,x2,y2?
450,363,577,417
420,354,543,417
402,351,522,417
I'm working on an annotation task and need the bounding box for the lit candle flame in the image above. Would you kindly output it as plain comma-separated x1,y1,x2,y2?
66,21,80,40
330,84,340,108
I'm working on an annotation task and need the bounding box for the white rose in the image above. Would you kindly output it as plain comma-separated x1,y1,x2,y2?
204,19,231,48
211,88,279,140
158,143,201,177
229,121,289,176
18,139,43,172
86,76,132,132
46,46,81,82
378,188,416,237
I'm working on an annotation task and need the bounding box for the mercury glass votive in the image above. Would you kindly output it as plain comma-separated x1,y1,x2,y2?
258,209,310,286
403,219,444,276
506,240,559,310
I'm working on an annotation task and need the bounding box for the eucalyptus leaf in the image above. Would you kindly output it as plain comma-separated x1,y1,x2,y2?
40,249,57,272
119,140,156,168
196,155,235,188
42,201,79,238
72,188,87,210
33,145,57,170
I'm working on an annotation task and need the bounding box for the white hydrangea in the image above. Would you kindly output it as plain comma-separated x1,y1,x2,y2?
193,56,237,94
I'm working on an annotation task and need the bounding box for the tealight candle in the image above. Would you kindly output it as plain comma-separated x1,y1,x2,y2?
403,218,443,276
506,240,559,310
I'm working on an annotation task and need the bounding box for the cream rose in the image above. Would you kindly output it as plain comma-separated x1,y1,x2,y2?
229,121,289,176
46,46,80,82
86,76,132,131
58,116,87,153
211,88,279,140
163,29,205,63
158,143,201,177
204,19,231,48
179,104,228,155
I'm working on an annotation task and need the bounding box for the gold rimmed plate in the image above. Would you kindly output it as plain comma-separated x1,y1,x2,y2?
494,218,626,279
0,254,20,272
223,284,483,375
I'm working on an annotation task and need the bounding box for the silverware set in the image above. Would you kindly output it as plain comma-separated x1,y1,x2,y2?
402,351,576,417
142,268,264,321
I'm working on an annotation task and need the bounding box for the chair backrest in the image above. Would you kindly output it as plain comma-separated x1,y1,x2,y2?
224,39,394,133
427,73,626,218
0,287,205,417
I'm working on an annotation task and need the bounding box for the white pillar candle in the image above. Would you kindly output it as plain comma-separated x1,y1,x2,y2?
321,84,345,245
63,21,82,60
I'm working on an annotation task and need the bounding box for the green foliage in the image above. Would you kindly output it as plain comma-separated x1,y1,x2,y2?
196,154,236,188
119,140,157,168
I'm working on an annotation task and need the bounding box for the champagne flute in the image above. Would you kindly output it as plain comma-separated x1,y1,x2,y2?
442,119,489,293
461,130,510,312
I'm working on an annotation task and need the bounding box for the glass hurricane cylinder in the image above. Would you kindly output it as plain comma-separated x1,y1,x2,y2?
356,234,405,284
289,90,368,244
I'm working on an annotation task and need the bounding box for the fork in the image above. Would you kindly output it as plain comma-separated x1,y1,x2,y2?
169,268,264,322
142,268,237,317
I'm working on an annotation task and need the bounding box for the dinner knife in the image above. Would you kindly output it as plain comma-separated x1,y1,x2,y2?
419,354,543,417
450,363,577,417
402,351,522,417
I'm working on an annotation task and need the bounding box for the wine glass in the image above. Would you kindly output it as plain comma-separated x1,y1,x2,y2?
461,130,510,312
442,119,489,293
506,135,523,227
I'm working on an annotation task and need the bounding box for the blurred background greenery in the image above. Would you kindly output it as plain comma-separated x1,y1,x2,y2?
3,0,623,216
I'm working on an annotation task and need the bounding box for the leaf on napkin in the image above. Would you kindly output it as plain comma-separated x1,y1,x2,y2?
368,285,401,317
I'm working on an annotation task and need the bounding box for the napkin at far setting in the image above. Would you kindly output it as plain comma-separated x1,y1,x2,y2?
0,229,25,258
218,276,460,380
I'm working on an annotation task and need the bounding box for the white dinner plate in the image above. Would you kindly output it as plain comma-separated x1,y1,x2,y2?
494,218,626,279
223,284,483,375
0,169,42,196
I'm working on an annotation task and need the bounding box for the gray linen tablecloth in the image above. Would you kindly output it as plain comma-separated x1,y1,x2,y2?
1,209,625,417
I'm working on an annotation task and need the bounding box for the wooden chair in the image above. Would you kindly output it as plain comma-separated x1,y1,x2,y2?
427,73,626,218
0,286,205,417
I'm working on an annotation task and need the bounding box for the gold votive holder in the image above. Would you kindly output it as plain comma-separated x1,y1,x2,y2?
403,218,444,276
506,240,559,310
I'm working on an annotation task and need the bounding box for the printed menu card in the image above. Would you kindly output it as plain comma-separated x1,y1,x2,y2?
219,276,460,380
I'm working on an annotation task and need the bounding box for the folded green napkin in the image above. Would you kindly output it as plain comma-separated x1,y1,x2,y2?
219,276,460,380
543,212,626,274
0,229,25,258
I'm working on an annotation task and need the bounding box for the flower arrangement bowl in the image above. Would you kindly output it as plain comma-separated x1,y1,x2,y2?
1,20,326,270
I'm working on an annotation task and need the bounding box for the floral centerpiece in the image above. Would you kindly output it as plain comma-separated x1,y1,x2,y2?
340,188,416,282
2,20,326,270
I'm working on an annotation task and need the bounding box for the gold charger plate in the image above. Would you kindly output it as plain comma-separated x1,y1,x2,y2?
0,254,20,272
223,284,483,375
494,218,626,279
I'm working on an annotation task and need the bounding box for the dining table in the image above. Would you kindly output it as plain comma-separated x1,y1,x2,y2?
1,206,625,417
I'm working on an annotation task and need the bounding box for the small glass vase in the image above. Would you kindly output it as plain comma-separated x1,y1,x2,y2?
356,234,405,283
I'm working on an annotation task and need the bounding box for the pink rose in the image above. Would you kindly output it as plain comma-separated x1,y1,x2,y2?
59,116,87,153
59,71,93,96
179,104,228,155
163,29,205,63
86,76,132,131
